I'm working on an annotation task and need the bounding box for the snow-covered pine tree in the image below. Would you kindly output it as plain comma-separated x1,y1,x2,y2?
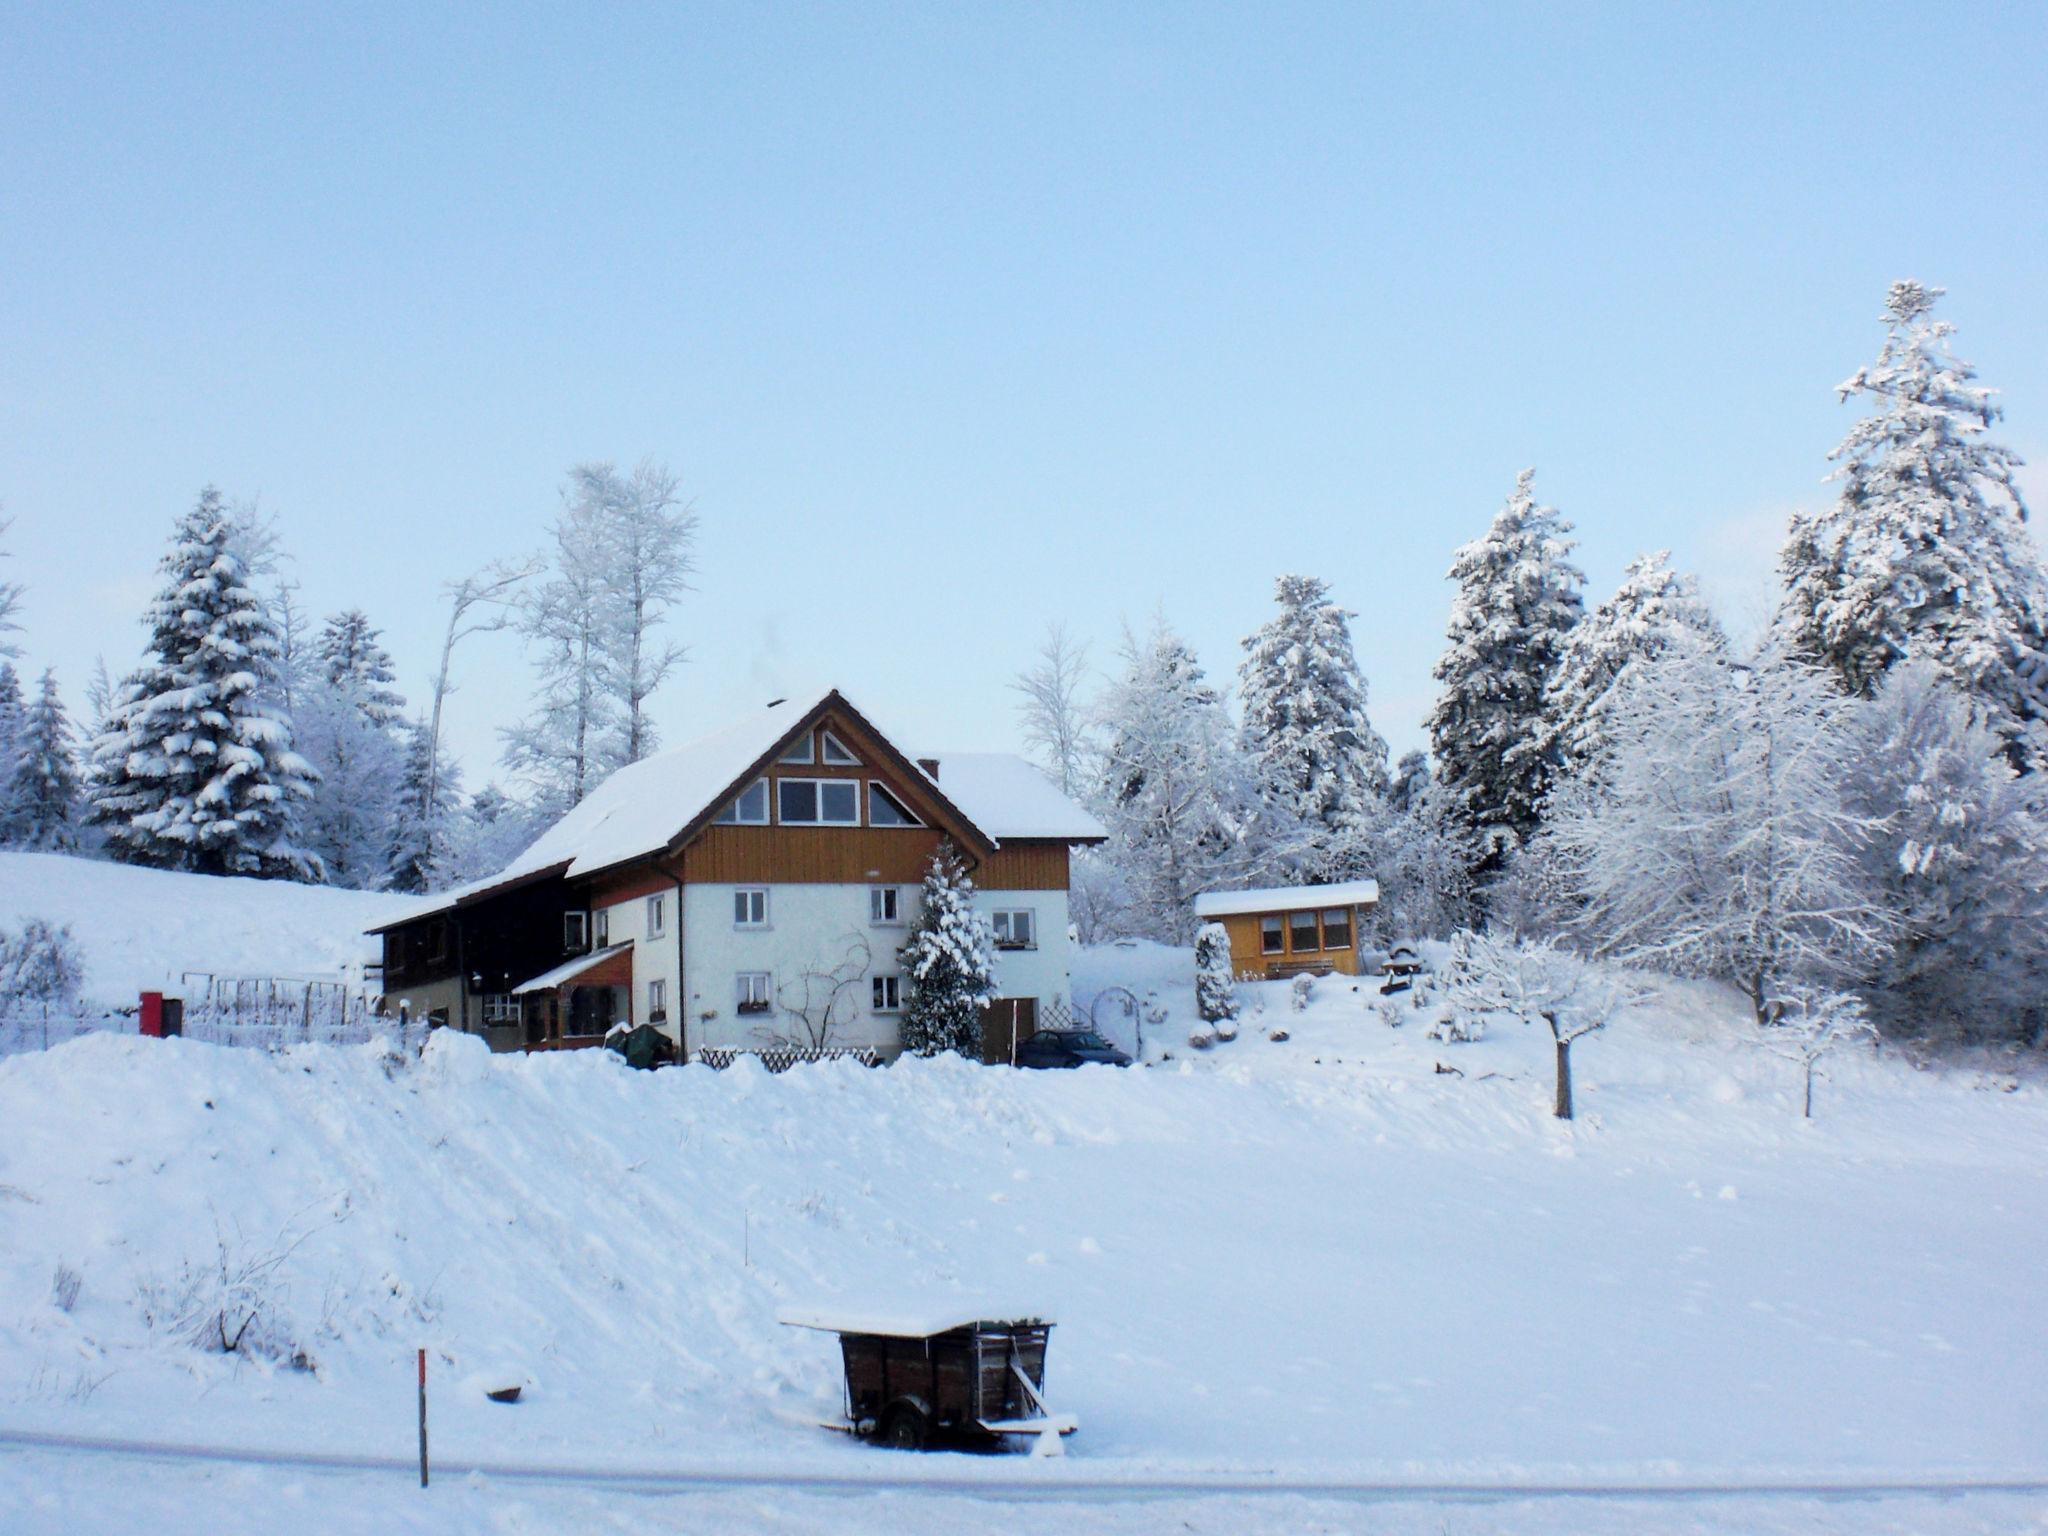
440,782,542,886
6,670,84,852
318,610,406,727
1095,620,1296,942
1780,281,2048,770
1386,750,1430,816
898,841,997,1058
1844,660,2048,1043
1427,470,1584,873
87,489,319,879
1194,922,1240,1025
1538,551,1722,787
387,720,463,893
296,610,409,887
1238,574,1389,878
0,663,24,843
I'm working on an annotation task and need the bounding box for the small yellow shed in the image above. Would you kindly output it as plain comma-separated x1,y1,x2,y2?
1192,879,1380,980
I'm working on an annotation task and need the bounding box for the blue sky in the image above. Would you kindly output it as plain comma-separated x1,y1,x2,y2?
3,3,2044,782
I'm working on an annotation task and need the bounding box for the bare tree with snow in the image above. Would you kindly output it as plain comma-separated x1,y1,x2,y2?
423,558,537,845
1012,623,1096,800
587,459,698,765
1760,982,1876,1120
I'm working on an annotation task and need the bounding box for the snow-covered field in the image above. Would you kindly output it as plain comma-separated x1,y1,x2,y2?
0,850,408,1005
2,923,2045,1532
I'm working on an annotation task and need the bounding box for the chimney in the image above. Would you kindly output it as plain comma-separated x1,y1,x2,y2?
916,757,940,780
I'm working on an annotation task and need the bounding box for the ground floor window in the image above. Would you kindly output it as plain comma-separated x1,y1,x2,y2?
870,886,902,924
871,975,902,1013
1288,910,1319,952
565,985,616,1037
992,909,1036,949
1260,916,1284,954
737,972,773,1015
647,978,667,1022
1321,907,1353,951
480,994,520,1025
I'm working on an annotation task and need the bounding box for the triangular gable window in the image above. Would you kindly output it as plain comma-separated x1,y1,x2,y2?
714,778,770,825
777,733,815,765
820,730,860,766
867,781,925,828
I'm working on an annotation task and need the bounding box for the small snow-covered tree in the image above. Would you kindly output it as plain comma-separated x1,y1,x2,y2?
899,842,997,1058
1780,281,2048,770
386,721,463,893
1096,620,1303,941
1012,623,1096,800
1845,660,2048,1042
6,669,84,852
1761,982,1876,1120
1238,574,1389,879
87,489,319,879
0,918,87,1043
1194,922,1240,1024
1441,930,1645,1119
1428,470,1585,873
1548,632,1890,1022
296,611,408,887
1538,551,1722,788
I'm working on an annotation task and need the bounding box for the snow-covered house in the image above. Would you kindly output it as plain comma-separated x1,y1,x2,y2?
1191,879,1379,980
368,689,1105,1061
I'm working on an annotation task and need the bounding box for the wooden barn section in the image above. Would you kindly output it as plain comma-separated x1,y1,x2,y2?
1192,879,1380,979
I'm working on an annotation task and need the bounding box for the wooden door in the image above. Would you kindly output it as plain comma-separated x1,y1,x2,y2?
980,998,1037,1066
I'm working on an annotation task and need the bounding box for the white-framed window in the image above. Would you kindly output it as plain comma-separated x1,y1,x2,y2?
593,907,610,947
777,733,815,765
737,971,773,1014
992,909,1036,950
564,911,590,950
734,888,769,928
481,994,520,1024
867,781,924,827
871,975,902,1013
869,886,903,925
646,893,666,937
820,730,860,766
647,978,667,1021
714,778,770,825
778,777,860,825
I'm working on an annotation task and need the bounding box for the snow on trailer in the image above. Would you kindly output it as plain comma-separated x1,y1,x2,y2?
779,1304,1077,1455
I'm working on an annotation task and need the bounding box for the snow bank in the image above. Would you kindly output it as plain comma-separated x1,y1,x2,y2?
1,948,2044,1491
0,852,409,1005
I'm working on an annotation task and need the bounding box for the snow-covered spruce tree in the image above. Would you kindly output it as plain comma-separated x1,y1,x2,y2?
0,662,24,843
1194,922,1240,1025
1845,660,2048,1043
440,783,543,887
898,842,997,1059
318,610,406,727
1365,772,1477,942
1780,281,2048,770
1546,630,1890,1022
1428,470,1585,875
1012,623,1097,800
1095,620,1301,942
1238,574,1389,879
6,669,84,852
87,489,319,879
1539,551,1722,788
385,721,463,893
1386,750,1430,816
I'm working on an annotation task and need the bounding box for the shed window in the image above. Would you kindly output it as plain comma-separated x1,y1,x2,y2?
1288,910,1319,953
714,778,769,825
779,778,859,825
1321,907,1353,951
1260,916,1284,955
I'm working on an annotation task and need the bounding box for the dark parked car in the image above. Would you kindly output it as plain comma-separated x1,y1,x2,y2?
1013,1029,1132,1069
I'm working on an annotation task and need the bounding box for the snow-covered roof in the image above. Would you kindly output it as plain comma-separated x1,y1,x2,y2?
777,1303,1055,1337
511,943,635,995
1193,879,1381,919
918,752,1106,842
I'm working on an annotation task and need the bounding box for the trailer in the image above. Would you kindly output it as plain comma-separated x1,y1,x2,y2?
778,1305,1079,1455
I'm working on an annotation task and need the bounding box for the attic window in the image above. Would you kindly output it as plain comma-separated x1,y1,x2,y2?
778,734,815,765
867,782,923,828
714,778,770,825
820,731,860,766
779,778,859,826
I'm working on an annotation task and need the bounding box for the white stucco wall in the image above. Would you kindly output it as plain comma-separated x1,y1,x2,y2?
679,882,1075,1059
592,885,683,1044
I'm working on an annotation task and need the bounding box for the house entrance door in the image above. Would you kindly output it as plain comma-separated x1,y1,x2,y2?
980,997,1037,1066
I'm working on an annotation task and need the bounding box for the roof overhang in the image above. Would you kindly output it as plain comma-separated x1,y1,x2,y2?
512,942,636,995
1192,879,1381,920
365,861,573,936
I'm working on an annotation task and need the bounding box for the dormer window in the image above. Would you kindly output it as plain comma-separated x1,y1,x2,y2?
714,778,770,825
820,730,860,766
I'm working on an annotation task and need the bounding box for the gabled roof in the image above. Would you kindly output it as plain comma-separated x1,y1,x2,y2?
369,689,1012,933
1193,879,1381,919
917,753,1107,843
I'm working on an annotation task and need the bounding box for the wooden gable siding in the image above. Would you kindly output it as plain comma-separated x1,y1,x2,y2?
587,866,675,907
979,840,1069,891
568,946,635,988
680,824,945,885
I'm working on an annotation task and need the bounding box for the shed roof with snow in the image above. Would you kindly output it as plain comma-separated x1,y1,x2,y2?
1192,879,1381,920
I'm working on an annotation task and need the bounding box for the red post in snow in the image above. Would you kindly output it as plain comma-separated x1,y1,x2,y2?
417,1348,429,1487
140,992,163,1039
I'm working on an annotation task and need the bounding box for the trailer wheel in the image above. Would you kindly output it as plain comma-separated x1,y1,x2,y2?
878,1403,929,1451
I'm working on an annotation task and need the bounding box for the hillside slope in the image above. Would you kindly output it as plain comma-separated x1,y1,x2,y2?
1,965,2043,1496
0,852,410,1005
